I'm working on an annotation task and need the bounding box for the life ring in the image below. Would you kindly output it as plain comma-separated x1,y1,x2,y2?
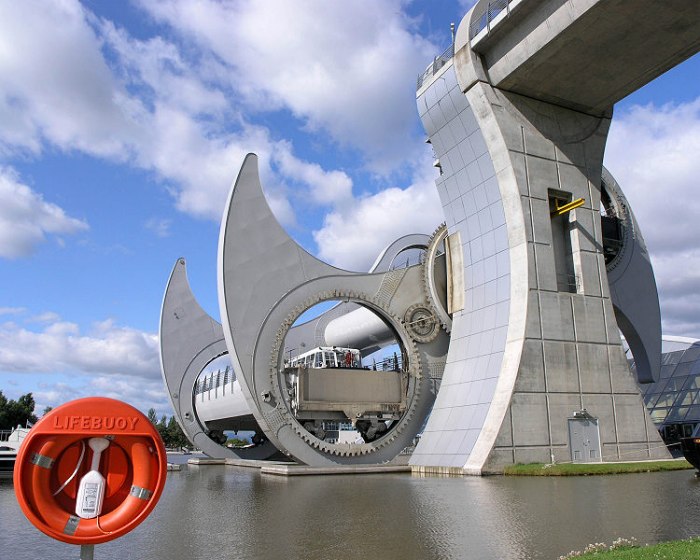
14,398,167,545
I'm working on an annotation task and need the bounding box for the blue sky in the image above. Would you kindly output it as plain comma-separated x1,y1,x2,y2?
0,1,698,417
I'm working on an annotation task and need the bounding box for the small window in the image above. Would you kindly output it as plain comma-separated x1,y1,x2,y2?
665,378,685,392
667,406,691,422
655,392,677,408
650,408,670,423
685,404,700,420
684,376,700,390
678,390,698,407
662,351,684,366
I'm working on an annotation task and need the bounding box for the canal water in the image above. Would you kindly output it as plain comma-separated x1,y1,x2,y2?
2,458,700,560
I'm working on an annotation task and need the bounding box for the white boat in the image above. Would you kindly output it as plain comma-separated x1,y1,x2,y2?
0,427,30,477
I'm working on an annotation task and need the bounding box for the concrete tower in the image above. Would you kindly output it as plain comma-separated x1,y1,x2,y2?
410,0,700,473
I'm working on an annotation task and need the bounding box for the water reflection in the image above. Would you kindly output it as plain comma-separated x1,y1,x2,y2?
1,465,699,560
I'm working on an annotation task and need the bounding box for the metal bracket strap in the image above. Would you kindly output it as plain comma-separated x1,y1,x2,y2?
29,453,54,469
130,485,153,500
64,515,80,535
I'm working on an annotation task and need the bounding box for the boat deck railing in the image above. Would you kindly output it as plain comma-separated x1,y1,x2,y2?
0,427,29,444
195,366,236,397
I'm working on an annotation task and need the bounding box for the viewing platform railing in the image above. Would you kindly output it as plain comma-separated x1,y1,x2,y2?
416,43,454,90
469,0,519,40
417,0,523,91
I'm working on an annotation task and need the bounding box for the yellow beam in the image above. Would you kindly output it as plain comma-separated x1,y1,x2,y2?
553,197,585,216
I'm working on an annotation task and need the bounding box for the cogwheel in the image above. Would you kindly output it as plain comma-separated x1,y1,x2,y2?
404,304,439,344
267,289,424,458
422,223,452,332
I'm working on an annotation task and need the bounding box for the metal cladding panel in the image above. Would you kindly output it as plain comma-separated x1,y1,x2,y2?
411,63,509,469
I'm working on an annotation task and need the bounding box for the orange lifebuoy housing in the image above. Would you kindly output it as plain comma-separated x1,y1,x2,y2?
14,397,167,545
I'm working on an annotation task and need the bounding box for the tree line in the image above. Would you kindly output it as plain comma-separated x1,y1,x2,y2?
0,391,40,431
147,408,192,449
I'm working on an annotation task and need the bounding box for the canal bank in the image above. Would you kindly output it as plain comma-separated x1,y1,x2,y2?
503,459,693,476
562,537,700,559
187,455,694,477
2,456,700,560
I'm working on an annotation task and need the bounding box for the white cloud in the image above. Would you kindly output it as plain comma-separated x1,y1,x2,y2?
28,312,62,324
0,314,180,416
33,383,83,409
0,0,452,267
313,155,443,271
137,0,437,173
145,217,172,238
0,1,143,158
88,374,170,413
606,99,700,253
30,375,171,418
0,316,159,378
0,167,89,258
0,1,365,229
274,143,353,207
138,104,274,221
650,250,700,336
0,307,25,316
605,98,700,336
99,18,228,118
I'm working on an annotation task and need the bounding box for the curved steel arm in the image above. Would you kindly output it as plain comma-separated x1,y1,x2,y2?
159,258,277,459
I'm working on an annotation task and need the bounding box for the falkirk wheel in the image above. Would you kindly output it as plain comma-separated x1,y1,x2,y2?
159,3,698,472
160,153,662,469
161,153,450,464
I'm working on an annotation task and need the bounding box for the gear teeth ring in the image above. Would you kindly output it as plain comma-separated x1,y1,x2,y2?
267,289,424,459
422,223,452,333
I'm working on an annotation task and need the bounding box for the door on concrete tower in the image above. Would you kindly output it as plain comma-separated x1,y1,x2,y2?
568,413,602,463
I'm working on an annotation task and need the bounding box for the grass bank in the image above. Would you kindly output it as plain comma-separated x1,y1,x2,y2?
504,459,693,476
561,537,700,559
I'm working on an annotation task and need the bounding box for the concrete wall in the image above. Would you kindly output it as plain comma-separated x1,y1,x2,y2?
471,0,700,115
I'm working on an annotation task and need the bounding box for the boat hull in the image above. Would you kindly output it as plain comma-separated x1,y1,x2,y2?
0,451,17,477
680,437,700,471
